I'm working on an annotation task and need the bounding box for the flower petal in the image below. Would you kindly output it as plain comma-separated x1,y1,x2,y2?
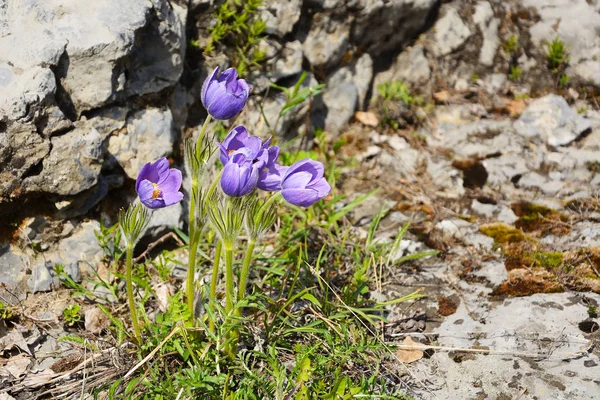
137,179,156,203
282,170,313,190
238,165,259,196
201,66,219,108
283,159,324,183
258,164,287,191
308,177,331,198
207,91,247,120
163,190,184,206
158,168,182,193
221,162,242,197
282,188,321,207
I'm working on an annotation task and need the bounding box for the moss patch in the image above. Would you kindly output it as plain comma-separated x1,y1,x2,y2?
480,223,527,244
512,201,571,235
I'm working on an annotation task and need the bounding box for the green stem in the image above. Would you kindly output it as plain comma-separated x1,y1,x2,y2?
208,240,222,333
237,240,255,302
224,245,234,314
125,243,142,344
224,244,235,358
186,236,199,320
196,115,212,155
260,192,282,216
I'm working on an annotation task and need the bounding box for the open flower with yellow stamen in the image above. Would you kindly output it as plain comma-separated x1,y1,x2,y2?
136,158,184,209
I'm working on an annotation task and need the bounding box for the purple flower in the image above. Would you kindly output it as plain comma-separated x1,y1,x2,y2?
220,148,260,197
281,159,331,207
257,145,287,191
201,67,250,120
136,158,184,209
217,126,262,166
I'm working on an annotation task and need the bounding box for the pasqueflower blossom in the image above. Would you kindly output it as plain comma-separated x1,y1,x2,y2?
220,148,261,197
281,159,331,207
257,145,287,191
201,67,250,120
217,126,262,166
136,158,184,209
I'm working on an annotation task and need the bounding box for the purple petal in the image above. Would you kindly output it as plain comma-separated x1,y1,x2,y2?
137,179,156,203
282,170,313,190
201,67,219,108
238,165,259,196
236,79,251,96
282,188,321,207
258,164,287,191
222,126,249,150
136,158,170,192
308,177,331,197
207,91,248,120
163,190,184,206
221,68,239,92
158,168,182,193
283,159,324,185
221,162,242,197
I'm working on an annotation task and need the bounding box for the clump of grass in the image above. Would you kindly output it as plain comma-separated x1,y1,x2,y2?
502,35,520,55
375,81,425,129
508,65,522,82
546,37,570,88
202,0,266,75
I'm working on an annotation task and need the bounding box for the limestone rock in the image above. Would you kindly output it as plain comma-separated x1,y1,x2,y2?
434,7,472,56
107,108,176,179
261,0,302,37
514,95,592,146
302,15,350,69
473,1,499,66
374,45,431,90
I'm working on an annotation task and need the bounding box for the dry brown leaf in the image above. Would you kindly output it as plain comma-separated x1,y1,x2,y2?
354,111,379,127
4,353,31,378
84,307,110,335
395,336,424,363
433,90,450,103
505,98,526,117
153,283,174,313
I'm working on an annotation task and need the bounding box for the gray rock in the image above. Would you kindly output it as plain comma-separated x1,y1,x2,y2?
373,44,431,90
0,244,29,301
352,0,438,57
327,53,373,111
483,153,532,187
271,40,303,81
23,124,105,196
434,8,472,56
470,199,497,218
27,263,54,293
0,122,51,199
323,81,357,134
302,15,350,69
514,95,592,146
497,206,518,224
146,201,184,237
518,172,565,196
426,156,465,198
420,293,600,400
107,107,176,179
524,0,600,87
473,1,499,66
261,0,302,37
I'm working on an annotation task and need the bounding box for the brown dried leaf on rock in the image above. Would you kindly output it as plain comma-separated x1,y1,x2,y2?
4,353,31,379
395,336,424,363
354,111,379,127
84,307,110,335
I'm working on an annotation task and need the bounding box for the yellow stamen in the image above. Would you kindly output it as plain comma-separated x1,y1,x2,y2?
228,149,235,155
151,183,161,199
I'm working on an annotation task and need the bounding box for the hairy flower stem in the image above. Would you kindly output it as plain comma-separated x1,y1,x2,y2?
195,115,212,155
186,235,200,320
224,244,236,358
208,240,222,333
237,239,256,304
125,243,142,344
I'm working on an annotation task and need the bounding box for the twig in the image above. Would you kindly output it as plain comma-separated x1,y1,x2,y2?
134,232,185,264
124,325,180,379
585,253,600,279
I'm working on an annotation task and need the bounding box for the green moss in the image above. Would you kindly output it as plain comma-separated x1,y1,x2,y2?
512,202,570,233
480,223,526,244
533,251,564,269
